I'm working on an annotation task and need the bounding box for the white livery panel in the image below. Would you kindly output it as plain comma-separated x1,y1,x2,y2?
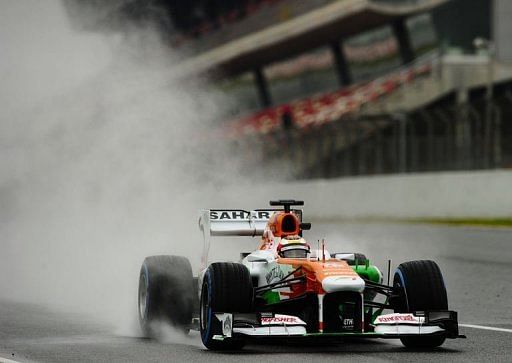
214,313,307,339
374,313,445,335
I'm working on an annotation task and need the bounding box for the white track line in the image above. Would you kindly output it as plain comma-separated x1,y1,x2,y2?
0,357,22,363
460,324,512,333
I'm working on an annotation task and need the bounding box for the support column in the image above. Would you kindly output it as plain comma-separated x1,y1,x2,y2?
253,67,272,108
396,113,408,173
392,18,415,65
373,118,384,174
330,40,352,87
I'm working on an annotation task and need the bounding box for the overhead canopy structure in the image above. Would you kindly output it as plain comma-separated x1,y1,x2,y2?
175,0,450,78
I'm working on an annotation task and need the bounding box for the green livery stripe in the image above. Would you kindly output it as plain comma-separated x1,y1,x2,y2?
352,263,381,283
263,290,281,304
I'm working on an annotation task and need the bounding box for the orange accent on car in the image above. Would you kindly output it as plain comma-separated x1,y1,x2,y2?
269,212,300,237
259,211,302,250
276,258,359,294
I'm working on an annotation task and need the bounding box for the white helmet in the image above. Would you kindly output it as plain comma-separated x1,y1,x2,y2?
277,236,310,258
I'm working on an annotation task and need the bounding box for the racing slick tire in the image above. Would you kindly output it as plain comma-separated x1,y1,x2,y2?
393,260,448,349
200,262,253,350
138,255,194,337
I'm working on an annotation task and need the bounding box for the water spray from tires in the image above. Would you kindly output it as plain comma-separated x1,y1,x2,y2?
0,0,246,338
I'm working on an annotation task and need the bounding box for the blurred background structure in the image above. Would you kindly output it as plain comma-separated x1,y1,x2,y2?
64,0,512,179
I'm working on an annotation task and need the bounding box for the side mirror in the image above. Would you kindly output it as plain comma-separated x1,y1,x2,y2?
300,222,311,230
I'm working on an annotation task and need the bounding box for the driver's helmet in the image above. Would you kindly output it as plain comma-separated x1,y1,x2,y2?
277,235,310,258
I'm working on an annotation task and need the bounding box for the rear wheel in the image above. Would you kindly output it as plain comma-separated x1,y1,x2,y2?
393,260,448,348
138,255,194,337
200,262,253,350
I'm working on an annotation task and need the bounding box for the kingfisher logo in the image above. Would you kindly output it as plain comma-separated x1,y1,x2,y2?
262,317,297,324
376,314,418,324
261,314,305,325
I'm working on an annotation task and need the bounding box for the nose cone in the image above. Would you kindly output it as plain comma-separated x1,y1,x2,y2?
322,275,365,293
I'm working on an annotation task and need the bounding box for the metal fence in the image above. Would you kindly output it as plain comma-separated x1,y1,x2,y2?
233,87,512,180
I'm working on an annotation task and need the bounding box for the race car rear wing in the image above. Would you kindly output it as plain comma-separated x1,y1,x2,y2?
198,208,302,268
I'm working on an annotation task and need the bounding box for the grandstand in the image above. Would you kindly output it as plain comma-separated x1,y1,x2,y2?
65,0,512,178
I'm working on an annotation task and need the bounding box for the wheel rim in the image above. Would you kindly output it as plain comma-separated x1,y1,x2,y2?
200,279,210,332
138,271,148,320
393,270,409,312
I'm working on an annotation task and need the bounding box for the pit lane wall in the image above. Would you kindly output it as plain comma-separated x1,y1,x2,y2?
226,170,512,219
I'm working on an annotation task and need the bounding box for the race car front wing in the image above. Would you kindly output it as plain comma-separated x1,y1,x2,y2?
212,311,465,341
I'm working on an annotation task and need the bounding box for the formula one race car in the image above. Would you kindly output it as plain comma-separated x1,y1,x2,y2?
137,200,464,350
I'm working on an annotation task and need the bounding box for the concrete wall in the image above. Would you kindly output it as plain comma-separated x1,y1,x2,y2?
224,170,512,219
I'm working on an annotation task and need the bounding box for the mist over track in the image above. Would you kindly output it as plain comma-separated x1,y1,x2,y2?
0,0,253,335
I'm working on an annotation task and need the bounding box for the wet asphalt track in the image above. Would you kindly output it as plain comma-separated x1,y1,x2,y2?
1,222,512,362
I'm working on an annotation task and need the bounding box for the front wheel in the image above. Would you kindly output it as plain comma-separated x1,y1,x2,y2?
393,260,448,348
200,262,253,350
